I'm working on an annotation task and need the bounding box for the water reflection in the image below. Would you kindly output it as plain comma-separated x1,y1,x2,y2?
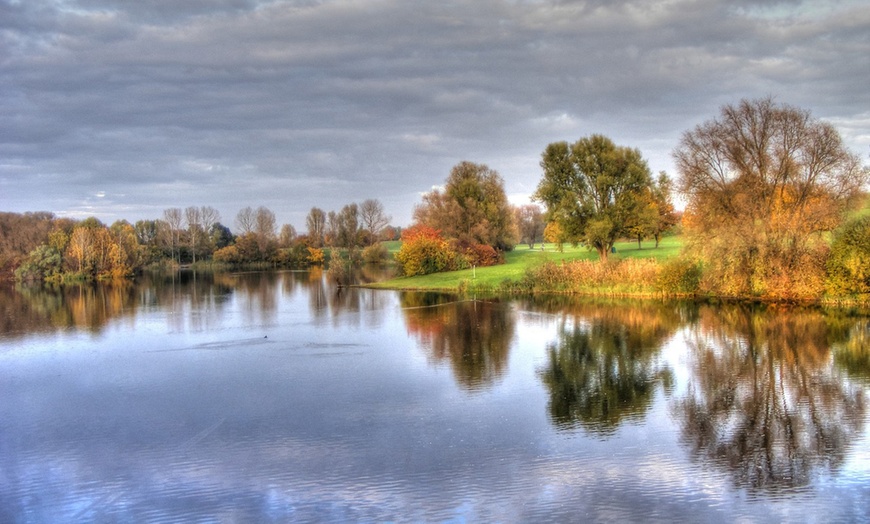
535,299,679,435
0,268,391,340
401,293,514,391
833,316,870,385
0,280,139,337
674,304,867,494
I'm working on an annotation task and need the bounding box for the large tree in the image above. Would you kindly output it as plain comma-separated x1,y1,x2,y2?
534,135,653,260
414,161,517,251
674,97,866,297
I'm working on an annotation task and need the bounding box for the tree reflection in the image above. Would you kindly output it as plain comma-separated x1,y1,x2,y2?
674,304,866,494
1,280,139,336
537,299,679,435
832,316,870,386
402,293,514,391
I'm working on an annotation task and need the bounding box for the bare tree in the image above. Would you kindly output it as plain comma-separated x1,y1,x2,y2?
306,207,326,247
359,198,391,245
514,204,544,249
184,206,202,264
163,208,183,263
235,206,256,235
279,224,297,248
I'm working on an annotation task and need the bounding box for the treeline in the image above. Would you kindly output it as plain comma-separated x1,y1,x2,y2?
528,97,869,300
397,97,869,301
1,199,399,282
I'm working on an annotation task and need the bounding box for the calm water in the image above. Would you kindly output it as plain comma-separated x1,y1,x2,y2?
1,270,869,523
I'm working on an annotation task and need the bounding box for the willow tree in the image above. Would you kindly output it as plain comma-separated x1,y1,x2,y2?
674,97,866,298
534,135,652,260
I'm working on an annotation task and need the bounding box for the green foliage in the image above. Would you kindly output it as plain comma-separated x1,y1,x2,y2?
534,135,653,260
14,245,63,282
826,216,870,296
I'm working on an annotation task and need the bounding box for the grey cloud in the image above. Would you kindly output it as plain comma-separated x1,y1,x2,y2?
2,0,868,226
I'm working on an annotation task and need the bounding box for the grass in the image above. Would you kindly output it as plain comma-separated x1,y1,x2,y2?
369,235,684,292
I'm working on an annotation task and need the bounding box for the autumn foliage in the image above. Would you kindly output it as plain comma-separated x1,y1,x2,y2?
395,225,455,276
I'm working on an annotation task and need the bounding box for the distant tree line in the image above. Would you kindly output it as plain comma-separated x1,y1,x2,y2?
2,198,398,283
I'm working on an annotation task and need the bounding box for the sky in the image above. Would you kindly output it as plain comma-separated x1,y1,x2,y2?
2,0,869,231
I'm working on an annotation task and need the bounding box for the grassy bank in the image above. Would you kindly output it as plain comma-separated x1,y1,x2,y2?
368,236,683,292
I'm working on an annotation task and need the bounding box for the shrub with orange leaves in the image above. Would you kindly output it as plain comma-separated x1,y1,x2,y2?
395,225,457,276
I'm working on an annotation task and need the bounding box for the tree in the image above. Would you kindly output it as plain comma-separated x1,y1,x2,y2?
184,206,202,264
336,203,361,248
325,210,339,247
359,198,391,245
235,206,256,235
305,207,326,247
279,224,297,248
534,135,653,260
414,161,517,251
209,223,234,250
826,216,870,295
674,97,866,298
253,206,277,255
650,172,678,247
515,204,545,249
163,208,183,263
624,187,659,249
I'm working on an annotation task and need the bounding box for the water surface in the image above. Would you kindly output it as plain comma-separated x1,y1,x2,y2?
1,270,869,522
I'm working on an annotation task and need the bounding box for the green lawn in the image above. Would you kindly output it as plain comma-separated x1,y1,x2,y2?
370,235,684,291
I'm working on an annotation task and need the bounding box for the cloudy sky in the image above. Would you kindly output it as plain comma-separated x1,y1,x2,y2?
2,0,869,229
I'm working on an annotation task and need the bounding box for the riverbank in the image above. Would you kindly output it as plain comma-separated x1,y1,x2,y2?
367,236,683,293
367,235,869,306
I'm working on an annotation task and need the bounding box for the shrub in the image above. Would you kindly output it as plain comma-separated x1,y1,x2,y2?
362,243,390,265
464,243,500,267
395,225,457,276
307,247,325,265
656,258,702,295
213,245,242,264
14,245,63,282
827,216,870,296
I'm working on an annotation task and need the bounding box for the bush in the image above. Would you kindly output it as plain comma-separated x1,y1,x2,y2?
395,226,457,276
656,258,702,295
307,247,325,265
14,245,63,282
362,243,390,265
827,216,870,296
463,243,500,267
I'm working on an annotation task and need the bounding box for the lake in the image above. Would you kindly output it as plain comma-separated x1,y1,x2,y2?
1,269,869,522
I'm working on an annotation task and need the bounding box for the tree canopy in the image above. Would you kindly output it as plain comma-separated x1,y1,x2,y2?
534,134,652,260
414,161,517,251
674,97,867,298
